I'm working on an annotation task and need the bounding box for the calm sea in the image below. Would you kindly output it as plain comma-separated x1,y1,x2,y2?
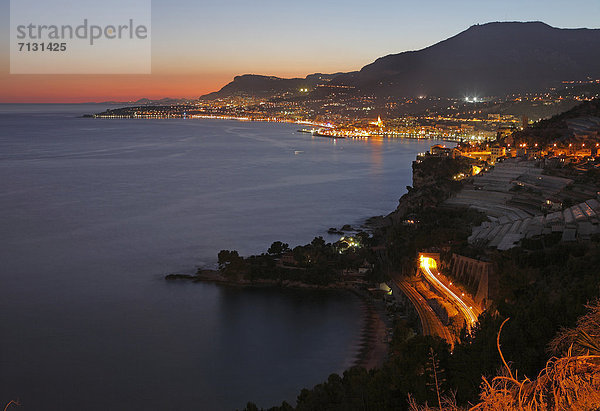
0,104,445,410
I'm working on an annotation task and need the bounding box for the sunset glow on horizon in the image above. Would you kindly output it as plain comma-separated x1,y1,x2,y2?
0,72,239,103
1,0,599,103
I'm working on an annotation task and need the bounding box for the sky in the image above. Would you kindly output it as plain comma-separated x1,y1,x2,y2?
1,0,599,103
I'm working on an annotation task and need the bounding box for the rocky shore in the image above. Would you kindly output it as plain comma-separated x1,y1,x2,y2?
166,269,353,290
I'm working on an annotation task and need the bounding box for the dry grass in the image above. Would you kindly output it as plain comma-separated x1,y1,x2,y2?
409,304,600,411
408,392,460,411
549,302,600,357
471,311,600,411
472,354,600,410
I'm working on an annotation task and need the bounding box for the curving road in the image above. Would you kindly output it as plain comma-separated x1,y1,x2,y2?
419,256,480,331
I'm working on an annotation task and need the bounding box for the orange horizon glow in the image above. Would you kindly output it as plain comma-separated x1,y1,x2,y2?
0,73,242,103
0,50,342,103
0,66,356,103
3,0,600,104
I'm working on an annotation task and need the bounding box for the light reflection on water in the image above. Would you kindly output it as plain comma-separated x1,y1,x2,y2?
0,104,447,410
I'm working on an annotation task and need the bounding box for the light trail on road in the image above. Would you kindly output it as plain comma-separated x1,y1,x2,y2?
419,256,479,330
392,275,453,346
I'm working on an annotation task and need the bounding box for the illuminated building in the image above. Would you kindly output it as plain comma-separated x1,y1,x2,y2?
490,146,506,164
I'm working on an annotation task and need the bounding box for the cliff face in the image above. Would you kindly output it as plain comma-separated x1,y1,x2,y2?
388,155,474,223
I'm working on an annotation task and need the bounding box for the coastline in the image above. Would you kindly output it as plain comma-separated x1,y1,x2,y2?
159,133,473,386
143,114,461,390
166,269,353,290
2,107,437,410
90,111,460,143
350,289,390,370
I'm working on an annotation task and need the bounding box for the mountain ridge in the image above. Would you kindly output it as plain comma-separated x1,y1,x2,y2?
203,22,600,100
335,21,600,97
201,72,350,100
